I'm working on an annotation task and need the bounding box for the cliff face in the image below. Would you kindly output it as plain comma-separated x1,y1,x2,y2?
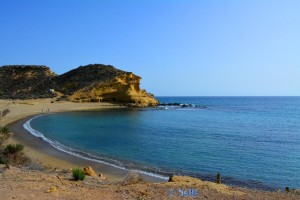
0,64,158,106
68,71,158,106
54,64,124,95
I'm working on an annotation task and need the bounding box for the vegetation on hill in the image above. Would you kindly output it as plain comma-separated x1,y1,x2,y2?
0,65,57,99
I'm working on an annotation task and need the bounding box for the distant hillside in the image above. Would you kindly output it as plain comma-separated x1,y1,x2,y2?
0,64,158,106
0,65,57,99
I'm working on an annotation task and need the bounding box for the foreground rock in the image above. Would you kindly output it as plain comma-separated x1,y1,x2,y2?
0,64,158,107
83,166,97,177
120,172,144,186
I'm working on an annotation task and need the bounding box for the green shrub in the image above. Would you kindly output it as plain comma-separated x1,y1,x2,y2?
1,143,30,165
4,144,24,154
0,155,8,164
72,168,86,181
0,127,9,134
0,127,11,145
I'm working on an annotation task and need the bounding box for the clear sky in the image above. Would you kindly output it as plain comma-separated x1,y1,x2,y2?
0,0,299,96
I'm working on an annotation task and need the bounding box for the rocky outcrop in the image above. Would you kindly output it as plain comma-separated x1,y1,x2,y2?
68,71,158,106
0,64,158,106
54,64,124,95
60,64,158,106
168,175,203,183
83,166,97,177
167,175,245,196
121,172,144,186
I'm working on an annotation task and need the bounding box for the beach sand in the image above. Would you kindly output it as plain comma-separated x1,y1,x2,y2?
1,99,163,182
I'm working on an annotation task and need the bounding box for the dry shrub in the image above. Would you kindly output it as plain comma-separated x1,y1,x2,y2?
1,144,31,166
1,109,10,117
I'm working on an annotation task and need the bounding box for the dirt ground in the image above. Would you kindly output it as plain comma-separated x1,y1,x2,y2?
0,165,299,200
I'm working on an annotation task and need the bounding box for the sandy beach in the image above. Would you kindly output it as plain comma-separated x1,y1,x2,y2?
1,99,162,182
0,98,122,126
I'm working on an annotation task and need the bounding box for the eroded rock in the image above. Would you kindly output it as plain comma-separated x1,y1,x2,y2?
83,166,97,177
121,172,144,186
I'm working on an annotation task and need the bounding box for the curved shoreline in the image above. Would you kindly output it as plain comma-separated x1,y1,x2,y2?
2,99,297,191
8,113,165,183
19,112,279,191
1,102,281,189
0,99,165,182
22,114,168,181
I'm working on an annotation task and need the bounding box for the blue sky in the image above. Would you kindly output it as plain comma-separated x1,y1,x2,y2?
1,0,299,96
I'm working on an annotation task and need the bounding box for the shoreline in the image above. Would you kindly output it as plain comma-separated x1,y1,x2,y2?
1,99,164,182
1,99,298,191
1,100,299,199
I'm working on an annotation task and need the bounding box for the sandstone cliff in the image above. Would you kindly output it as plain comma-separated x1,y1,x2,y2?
0,64,158,106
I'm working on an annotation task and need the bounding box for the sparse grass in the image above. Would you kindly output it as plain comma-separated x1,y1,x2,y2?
18,102,34,105
72,168,86,181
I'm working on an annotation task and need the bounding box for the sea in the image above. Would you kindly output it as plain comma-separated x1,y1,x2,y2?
24,97,300,190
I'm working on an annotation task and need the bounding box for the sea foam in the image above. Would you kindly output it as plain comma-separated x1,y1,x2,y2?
23,115,168,180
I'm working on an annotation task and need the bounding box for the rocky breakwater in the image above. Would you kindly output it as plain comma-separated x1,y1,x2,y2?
0,64,159,107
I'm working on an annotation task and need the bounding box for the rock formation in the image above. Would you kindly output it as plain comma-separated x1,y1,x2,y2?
83,166,97,177
120,172,144,186
0,64,158,106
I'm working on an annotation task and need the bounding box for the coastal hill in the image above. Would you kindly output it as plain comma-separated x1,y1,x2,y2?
0,64,158,106
0,65,57,99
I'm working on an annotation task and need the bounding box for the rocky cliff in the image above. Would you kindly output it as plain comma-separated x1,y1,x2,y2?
0,64,158,106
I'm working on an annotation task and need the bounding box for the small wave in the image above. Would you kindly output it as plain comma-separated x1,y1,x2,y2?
23,115,168,180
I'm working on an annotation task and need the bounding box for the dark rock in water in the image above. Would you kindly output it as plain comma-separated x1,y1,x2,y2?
158,103,182,106
158,103,207,109
181,104,190,108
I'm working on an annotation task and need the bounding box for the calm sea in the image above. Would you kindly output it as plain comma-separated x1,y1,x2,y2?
25,97,300,190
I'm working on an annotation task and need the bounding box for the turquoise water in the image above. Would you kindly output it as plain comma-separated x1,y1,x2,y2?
27,97,300,190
